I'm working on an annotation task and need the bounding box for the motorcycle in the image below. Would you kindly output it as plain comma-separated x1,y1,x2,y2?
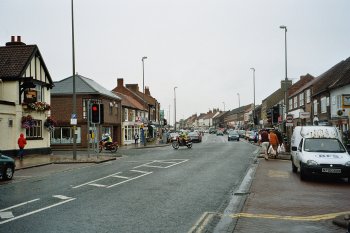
172,136,192,149
99,141,119,153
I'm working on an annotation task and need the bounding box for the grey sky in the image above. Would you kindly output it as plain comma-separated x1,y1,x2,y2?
1,0,350,124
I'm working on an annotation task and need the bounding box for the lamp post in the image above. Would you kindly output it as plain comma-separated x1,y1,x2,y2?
71,0,77,160
174,87,178,131
280,25,288,118
142,56,147,115
222,102,225,111
237,93,240,129
250,68,256,126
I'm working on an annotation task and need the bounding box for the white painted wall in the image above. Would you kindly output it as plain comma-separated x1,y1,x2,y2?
330,85,350,118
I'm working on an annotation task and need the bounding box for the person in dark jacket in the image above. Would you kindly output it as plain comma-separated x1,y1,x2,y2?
17,133,27,160
260,129,270,160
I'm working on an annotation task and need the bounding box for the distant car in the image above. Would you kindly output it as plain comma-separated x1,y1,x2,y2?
188,131,202,142
209,128,216,134
0,153,15,180
228,131,240,141
216,130,224,136
248,131,257,142
238,130,245,138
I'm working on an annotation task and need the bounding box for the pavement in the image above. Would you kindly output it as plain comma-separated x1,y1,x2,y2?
13,140,170,170
9,140,350,231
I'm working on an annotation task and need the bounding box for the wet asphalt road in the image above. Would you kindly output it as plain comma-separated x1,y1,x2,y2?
0,134,258,233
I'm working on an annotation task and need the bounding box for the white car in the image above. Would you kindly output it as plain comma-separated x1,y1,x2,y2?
291,126,350,181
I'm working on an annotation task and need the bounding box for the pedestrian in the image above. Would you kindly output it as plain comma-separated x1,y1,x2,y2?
260,129,270,160
17,133,27,161
134,132,139,145
269,130,280,158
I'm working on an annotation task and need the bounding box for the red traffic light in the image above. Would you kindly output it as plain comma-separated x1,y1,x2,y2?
92,106,98,111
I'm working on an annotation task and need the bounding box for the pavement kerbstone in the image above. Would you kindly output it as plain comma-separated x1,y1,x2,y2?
332,214,350,230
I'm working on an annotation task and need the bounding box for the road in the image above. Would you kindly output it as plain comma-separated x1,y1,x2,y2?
0,134,258,233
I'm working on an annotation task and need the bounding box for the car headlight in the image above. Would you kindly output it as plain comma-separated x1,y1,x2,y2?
306,160,319,166
345,161,350,167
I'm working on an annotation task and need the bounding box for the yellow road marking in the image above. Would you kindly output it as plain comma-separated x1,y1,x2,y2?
268,170,289,178
229,211,350,221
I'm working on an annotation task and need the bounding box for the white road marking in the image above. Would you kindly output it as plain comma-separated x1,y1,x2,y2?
0,198,75,225
53,195,72,200
107,171,152,188
0,198,40,212
0,212,14,219
112,175,130,179
89,183,107,187
72,172,122,188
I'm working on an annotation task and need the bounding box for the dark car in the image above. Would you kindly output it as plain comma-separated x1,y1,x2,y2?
188,131,202,142
228,131,240,141
0,153,15,180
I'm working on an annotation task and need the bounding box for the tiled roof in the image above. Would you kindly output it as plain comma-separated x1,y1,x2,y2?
52,74,121,100
0,44,36,78
288,74,315,96
114,92,143,110
313,57,350,96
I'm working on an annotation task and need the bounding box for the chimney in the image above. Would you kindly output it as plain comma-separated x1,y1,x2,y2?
6,35,26,46
145,86,150,95
117,78,124,87
126,84,139,92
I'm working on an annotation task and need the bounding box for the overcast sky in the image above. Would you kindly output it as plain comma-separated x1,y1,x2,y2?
1,0,350,124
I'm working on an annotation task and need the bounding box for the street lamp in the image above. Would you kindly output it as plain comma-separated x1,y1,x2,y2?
222,102,225,111
71,0,77,160
237,93,240,129
250,68,256,126
280,25,288,118
142,56,147,119
174,87,178,131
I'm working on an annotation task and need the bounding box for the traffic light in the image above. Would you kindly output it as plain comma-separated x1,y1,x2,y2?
272,105,280,124
266,109,272,124
91,103,100,124
163,119,167,125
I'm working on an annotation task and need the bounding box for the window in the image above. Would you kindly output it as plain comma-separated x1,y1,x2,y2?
321,97,327,113
299,93,304,106
313,100,318,115
124,108,128,121
289,99,292,110
26,120,42,138
306,89,311,103
293,96,298,108
36,85,42,102
51,127,81,144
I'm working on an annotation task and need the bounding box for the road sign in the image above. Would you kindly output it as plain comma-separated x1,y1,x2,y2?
286,114,294,127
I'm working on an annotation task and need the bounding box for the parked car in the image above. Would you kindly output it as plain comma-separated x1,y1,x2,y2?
188,131,202,142
228,131,240,141
216,130,224,136
238,130,245,138
0,153,15,180
291,126,350,181
209,128,216,134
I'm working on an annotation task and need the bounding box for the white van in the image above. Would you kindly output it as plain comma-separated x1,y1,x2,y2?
291,126,350,181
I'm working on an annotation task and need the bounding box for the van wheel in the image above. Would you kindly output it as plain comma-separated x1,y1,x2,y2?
291,158,297,173
300,163,308,181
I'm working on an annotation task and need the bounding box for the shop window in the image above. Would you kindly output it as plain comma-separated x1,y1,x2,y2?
51,127,81,144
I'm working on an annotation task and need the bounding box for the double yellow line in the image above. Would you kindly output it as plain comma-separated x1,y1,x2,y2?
229,211,350,221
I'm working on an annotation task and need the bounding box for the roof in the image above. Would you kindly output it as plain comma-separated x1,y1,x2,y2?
288,74,315,96
0,44,53,85
52,74,121,100
313,57,350,96
114,91,144,110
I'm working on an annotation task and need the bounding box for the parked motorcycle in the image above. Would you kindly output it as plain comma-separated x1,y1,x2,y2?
172,136,192,149
99,141,119,153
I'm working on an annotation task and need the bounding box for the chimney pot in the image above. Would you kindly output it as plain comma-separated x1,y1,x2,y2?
17,36,21,42
11,36,15,42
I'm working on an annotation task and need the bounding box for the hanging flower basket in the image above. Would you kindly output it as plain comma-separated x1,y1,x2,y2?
26,102,51,111
44,116,57,131
21,115,35,129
